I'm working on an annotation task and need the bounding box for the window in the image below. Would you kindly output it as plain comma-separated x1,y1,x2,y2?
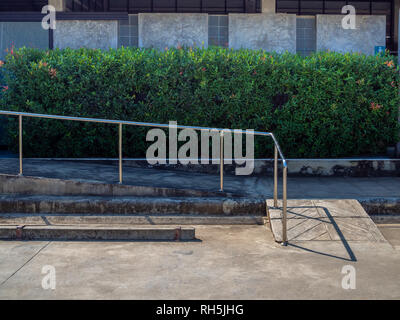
0,0,48,11
324,1,346,14
208,15,229,47
66,0,262,13
296,16,316,56
276,0,395,53
119,14,138,47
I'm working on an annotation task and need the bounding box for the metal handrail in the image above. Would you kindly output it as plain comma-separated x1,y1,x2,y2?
0,109,288,245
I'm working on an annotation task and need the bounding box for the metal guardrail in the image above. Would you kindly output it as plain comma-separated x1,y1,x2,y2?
0,110,288,245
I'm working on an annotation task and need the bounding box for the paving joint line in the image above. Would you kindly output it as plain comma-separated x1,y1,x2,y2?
0,241,52,288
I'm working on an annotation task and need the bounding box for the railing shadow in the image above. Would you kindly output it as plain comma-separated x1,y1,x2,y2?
284,205,357,262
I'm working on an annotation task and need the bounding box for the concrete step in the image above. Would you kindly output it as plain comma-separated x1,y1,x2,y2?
0,194,266,216
0,224,195,241
0,213,265,225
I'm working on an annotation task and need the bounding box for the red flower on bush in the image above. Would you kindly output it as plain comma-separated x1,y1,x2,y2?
0,60,4,67
201,67,206,72
370,102,382,111
1,86,8,92
5,44,15,55
38,61,48,68
384,60,394,68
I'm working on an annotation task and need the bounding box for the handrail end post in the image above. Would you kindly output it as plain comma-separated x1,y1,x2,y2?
19,115,23,176
273,145,278,207
118,123,123,184
282,165,288,245
219,130,224,192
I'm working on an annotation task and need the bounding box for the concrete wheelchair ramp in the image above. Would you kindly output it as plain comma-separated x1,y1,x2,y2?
267,199,387,243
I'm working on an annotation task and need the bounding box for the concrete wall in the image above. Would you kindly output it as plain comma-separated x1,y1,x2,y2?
54,20,118,50
0,22,48,59
229,13,296,53
316,15,386,55
49,0,65,11
261,0,275,13
139,13,208,49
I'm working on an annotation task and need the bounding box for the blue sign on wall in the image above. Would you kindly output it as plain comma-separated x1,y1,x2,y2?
374,46,385,55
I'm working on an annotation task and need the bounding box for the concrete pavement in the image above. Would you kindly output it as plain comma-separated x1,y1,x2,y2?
0,225,399,299
0,158,399,299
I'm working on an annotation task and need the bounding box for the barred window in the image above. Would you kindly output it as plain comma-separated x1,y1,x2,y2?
0,0,48,11
277,0,394,52
65,0,261,13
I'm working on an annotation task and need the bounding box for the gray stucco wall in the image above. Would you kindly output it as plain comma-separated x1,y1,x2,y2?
228,14,296,53
316,15,386,55
54,20,118,50
0,22,49,59
139,13,208,49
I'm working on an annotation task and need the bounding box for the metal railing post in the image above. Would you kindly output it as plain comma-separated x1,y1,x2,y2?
19,115,22,176
119,123,122,184
282,165,288,246
220,130,224,191
274,146,278,207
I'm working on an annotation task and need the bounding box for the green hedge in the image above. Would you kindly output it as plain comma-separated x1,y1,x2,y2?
0,47,399,158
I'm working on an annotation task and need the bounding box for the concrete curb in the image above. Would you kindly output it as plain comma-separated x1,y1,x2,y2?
0,213,266,225
0,225,196,241
359,198,400,215
0,174,238,198
0,194,266,216
25,157,400,177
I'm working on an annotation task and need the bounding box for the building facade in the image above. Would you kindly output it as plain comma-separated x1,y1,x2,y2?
0,0,398,58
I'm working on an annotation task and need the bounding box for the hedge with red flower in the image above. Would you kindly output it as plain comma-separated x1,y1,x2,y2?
0,46,399,158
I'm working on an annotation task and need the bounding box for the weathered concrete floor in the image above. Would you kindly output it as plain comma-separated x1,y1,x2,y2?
377,223,400,248
0,225,399,299
0,159,399,198
268,199,386,243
